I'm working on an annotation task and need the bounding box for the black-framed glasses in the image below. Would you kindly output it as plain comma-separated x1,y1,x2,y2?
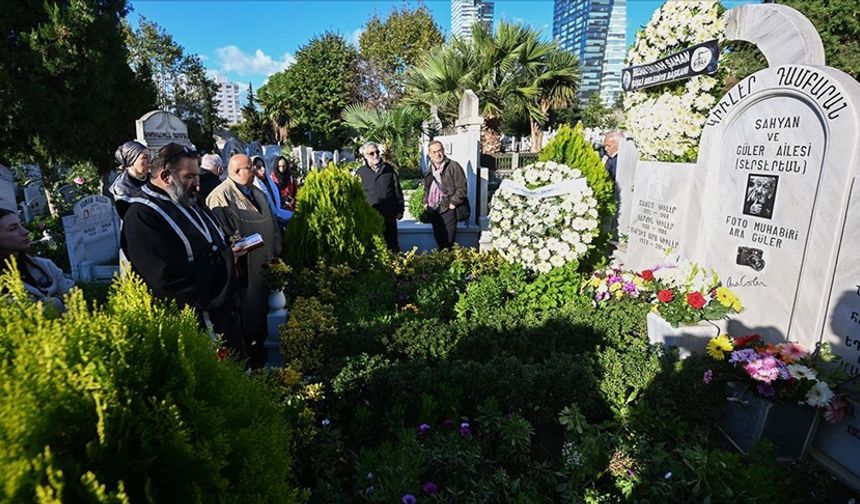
366,150,379,156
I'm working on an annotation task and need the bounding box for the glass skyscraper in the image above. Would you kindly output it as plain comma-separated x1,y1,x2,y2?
451,0,494,42
553,0,626,106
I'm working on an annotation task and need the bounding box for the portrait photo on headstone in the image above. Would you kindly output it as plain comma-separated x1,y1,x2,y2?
742,174,778,219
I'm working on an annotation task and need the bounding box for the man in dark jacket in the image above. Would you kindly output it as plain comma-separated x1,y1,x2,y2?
423,140,468,249
121,142,245,358
355,142,404,252
198,153,223,202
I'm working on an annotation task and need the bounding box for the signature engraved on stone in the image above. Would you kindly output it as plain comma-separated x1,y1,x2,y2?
725,275,768,288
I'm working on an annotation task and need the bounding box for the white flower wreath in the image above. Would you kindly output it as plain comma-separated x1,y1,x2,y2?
623,0,725,161
489,161,599,273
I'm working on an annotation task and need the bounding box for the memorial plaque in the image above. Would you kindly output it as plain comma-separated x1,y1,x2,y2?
624,161,693,271
684,64,860,349
62,195,120,281
135,110,192,157
822,177,860,379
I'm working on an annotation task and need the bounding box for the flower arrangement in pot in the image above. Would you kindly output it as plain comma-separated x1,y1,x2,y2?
582,259,743,328
261,257,292,291
705,334,849,421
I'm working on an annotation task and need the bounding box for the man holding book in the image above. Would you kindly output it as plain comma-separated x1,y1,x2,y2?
206,154,282,368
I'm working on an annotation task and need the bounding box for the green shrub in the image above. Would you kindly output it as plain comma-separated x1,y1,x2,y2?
280,296,338,373
407,184,426,221
515,261,583,312
454,263,526,320
0,270,298,503
284,164,385,269
539,123,616,268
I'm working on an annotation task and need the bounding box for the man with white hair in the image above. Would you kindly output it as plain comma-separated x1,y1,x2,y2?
355,141,404,252
121,143,245,358
198,153,223,202
602,131,624,182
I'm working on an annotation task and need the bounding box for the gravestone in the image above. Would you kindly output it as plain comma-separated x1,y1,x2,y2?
61,195,120,282
247,140,264,159
22,180,48,222
624,161,693,271
0,164,15,211
135,110,192,158
58,184,76,205
455,89,483,132
678,4,860,488
220,137,247,168
613,137,640,260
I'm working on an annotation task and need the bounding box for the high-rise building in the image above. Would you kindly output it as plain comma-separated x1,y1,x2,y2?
553,0,626,106
215,75,241,125
451,0,494,41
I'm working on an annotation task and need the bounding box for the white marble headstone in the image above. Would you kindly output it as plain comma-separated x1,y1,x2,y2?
615,138,640,243
0,165,15,212
624,161,693,271
135,110,191,157
62,195,120,281
22,180,47,222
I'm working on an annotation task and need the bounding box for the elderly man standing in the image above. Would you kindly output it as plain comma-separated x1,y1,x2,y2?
603,131,623,182
198,153,223,202
121,142,244,357
423,141,468,250
207,154,281,368
355,142,404,252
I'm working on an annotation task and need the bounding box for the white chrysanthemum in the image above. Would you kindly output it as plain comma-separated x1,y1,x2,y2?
788,364,817,381
805,381,834,408
624,0,724,161
489,161,598,272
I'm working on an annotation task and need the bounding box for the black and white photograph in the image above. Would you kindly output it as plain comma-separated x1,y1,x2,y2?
742,174,778,219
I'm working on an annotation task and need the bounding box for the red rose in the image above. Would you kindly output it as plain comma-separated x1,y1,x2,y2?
216,347,230,361
686,292,707,310
641,269,654,281
657,289,674,303
733,334,761,347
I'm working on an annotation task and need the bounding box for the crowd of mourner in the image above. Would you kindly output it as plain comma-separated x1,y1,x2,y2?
0,138,475,368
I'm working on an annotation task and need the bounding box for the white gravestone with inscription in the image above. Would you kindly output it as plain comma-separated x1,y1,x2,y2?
135,110,192,158
62,195,120,282
22,180,48,222
624,161,693,271
0,165,15,212
680,4,860,489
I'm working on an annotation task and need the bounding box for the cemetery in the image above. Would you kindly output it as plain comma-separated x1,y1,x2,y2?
1,1,859,502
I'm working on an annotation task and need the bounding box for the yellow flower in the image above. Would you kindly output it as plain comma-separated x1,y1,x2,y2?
707,334,734,360
715,287,743,312
609,282,622,293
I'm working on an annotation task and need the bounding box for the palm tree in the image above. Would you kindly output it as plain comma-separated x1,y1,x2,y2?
341,104,432,169
258,74,292,144
526,49,580,151
405,21,579,154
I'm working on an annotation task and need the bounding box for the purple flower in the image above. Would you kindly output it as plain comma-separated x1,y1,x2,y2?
756,383,775,397
622,281,638,294
702,369,713,384
459,422,472,438
607,274,622,284
422,480,438,494
595,291,610,302
402,493,417,504
416,423,430,435
729,348,758,364
626,469,634,477
744,356,781,383
777,361,791,380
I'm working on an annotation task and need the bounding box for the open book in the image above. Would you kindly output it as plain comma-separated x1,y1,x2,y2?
231,233,264,253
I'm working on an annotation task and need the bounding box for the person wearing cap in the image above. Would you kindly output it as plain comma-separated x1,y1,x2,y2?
121,142,245,358
109,140,150,218
198,153,224,202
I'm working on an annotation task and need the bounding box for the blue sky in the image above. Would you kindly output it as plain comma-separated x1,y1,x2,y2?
128,0,754,91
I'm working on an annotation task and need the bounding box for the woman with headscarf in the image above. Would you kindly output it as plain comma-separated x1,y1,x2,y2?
109,140,150,218
270,155,298,211
0,208,74,313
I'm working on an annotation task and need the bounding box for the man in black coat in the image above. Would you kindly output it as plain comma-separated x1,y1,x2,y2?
197,153,223,203
355,142,404,252
121,142,245,358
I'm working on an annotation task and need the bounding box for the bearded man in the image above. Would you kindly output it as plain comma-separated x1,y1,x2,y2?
121,142,245,357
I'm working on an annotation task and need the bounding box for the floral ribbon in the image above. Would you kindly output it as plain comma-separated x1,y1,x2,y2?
498,178,589,199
